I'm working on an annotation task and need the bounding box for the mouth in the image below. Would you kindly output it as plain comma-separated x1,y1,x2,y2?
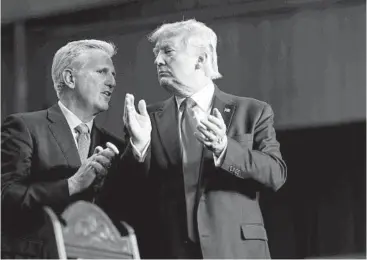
101,91,112,98
158,71,171,76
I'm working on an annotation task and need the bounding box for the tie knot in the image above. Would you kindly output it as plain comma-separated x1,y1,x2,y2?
75,123,89,134
181,98,196,111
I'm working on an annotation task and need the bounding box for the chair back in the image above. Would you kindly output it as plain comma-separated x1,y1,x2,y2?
44,201,140,259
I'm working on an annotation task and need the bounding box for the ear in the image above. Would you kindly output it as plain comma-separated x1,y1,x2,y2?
195,52,207,70
62,69,76,89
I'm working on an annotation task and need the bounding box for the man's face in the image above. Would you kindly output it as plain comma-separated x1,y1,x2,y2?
72,49,116,115
153,36,201,97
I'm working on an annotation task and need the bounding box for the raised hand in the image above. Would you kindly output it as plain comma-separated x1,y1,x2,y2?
195,108,227,157
123,93,152,151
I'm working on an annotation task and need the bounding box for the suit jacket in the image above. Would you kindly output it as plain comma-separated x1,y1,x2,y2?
1,104,126,258
104,87,287,258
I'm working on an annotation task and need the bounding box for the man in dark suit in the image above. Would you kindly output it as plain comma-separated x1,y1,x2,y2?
109,19,287,258
1,39,123,258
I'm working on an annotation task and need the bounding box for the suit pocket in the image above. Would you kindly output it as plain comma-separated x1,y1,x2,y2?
240,224,268,241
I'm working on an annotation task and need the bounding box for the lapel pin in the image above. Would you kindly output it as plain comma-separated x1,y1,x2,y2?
224,108,231,113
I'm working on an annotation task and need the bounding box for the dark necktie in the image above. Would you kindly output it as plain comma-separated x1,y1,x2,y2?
75,123,90,163
180,98,202,242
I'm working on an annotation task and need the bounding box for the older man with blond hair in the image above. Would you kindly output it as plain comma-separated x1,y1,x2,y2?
105,19,287,258
1,39,124,258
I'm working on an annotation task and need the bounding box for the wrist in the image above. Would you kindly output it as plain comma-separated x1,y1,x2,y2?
67,177,79,196
214,136,228,157
131,137,149,152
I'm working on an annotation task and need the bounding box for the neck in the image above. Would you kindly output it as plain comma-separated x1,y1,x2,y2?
175,75,213,98
59,95,95,123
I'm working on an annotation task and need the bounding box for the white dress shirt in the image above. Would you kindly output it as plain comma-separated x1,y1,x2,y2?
58,101,94,148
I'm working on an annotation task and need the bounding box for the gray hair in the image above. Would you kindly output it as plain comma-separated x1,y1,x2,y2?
148,19,222,79
51,39,117,98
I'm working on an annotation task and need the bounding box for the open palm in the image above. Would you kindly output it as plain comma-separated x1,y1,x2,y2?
123,94,152,149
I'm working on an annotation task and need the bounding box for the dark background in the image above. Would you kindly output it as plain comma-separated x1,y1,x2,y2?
2,0,366,258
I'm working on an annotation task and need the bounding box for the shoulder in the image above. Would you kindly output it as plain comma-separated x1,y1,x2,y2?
1,110,48,146
219,90,270,112
2,109,48,129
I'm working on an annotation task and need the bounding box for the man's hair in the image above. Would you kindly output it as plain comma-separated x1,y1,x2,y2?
148,19,222,79
51,39,117,98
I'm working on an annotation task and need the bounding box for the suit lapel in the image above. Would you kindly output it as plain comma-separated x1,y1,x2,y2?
47,104,81,168
153,97,182,166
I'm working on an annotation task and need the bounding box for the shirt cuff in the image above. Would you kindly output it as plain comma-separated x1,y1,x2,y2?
131,138,150,162
213,135,228,167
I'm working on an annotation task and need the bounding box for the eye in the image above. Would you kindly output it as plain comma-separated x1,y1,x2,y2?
97,69,105,74
165,49,174,54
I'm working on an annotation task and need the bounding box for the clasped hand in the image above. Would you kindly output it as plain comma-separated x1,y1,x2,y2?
194,108,227,157
68,142,119,195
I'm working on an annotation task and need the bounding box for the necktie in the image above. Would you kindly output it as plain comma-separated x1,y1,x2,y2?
75,123,91,163
180,98,202,242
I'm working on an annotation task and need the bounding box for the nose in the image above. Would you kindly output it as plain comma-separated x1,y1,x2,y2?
154,51,165,66
105,73,116,89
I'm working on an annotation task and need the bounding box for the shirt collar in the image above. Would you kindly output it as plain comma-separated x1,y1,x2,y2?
175,81,215,112
58,100,94,133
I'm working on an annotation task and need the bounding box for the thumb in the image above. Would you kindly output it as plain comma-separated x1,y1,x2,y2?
213,108,223,119
138,99,149,116
94,146,103,154
106,142,120,155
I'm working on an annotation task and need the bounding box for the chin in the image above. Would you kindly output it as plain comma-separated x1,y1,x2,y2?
160,78,181,95
96,102,109,113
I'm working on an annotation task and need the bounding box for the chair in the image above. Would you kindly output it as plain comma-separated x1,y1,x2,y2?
43,201,140,259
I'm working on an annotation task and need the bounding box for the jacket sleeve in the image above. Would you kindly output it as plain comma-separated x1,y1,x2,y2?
220,104,287,191
1,115,70,214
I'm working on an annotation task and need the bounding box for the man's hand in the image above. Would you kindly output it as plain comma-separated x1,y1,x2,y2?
195,108,227,157
68,142,120,195
123,93,152,151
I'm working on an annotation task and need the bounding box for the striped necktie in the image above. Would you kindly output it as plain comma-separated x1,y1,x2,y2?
180,97,202,242
75,123,90,163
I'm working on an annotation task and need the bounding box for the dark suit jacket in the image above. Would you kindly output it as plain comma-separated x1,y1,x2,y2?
105,87,287,258
1,104,125,258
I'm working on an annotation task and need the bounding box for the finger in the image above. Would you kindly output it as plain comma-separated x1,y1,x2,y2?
213,108,224,120
94,154,112,169
194,132,212,146
126,95,138,124
98,148,115,160
125,94,136,115
91,161,107,176
94,146,104,155
123,94,129,124
138,99,149,117
208,114,224,129
126,93,135,108
106,142,120,155
197,124,217,141
200,119,221,136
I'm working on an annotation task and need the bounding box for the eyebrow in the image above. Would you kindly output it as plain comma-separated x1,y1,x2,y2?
98,67,116,76
153,43,174,54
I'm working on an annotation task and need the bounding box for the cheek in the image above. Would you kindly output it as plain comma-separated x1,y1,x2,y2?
171,61,194,77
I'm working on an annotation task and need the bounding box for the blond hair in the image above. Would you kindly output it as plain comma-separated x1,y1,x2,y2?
148,19,222,79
